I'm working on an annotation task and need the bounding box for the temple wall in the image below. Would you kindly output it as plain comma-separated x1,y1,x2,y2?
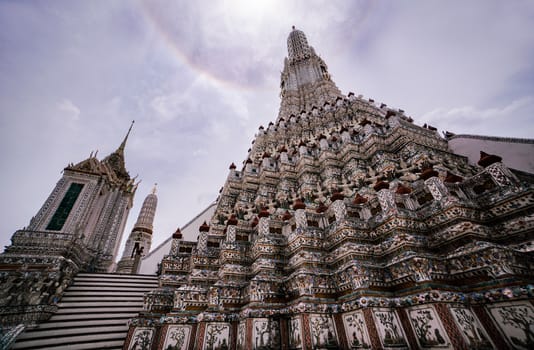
448,134,534,174
124,298,534,349
138,203,216,275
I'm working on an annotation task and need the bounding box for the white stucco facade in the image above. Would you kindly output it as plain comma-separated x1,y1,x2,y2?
448,134,534,174
138,202,217,275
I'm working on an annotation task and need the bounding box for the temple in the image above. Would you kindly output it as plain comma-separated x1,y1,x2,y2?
3,27,534,350
117,184,158,274
124,27,534,350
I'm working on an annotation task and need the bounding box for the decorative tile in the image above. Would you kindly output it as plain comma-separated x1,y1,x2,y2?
308,314,339,349
252,318,280,349
128,327,155,350
289,316,303,349
486,301,534,350
449,306,493,349
203,323,230,350
162,325,192,350
343,310,371,349
407,305,452,349
372,308,408,349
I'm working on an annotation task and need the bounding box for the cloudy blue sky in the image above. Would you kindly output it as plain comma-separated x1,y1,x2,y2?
1,0,533,255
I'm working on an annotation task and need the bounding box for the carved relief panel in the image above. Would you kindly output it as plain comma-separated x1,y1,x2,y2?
449,306,493,350
372,308,408,349
308,314,339,349
407,305,452,349
486,301,534,350
128,327,155,350
343,310,371,349
236,321,246,350
163,325,192,350
252,318,280,349
203,323,231,350
289,316,303,349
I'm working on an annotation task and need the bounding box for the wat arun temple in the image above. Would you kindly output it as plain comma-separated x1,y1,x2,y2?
1,28,534,350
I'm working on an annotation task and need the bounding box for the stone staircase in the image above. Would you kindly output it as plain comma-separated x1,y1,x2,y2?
12,272,158,350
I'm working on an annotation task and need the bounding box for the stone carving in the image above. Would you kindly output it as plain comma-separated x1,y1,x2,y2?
343,311,371,349
203,323,230,350
330,200,347,221
407,306,451,349
128,327,154,350
486,302,534,350
163,325,191,350
252,318,280,349
309,314,338,349
449,307,493,349
236,321,246,350
377,189,397,216
486,162,517,188
289,316,302,349
372,308,407,349
425,177,448,202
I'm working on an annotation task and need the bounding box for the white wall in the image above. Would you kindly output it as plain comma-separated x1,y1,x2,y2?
138,202,217,275
448,135,534,174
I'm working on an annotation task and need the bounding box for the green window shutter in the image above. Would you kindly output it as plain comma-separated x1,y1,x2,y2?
46,183,84,231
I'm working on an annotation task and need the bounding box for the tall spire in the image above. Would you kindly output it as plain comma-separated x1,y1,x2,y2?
116,187,158,274
287,26,312,63
102,121,134,180
278,27,342,120
134,187,158,233
117,120,135,155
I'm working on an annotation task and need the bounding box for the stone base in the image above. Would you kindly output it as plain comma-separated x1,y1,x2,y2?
0,305,58,328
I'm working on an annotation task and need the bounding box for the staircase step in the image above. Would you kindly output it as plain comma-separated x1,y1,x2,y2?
61,295,143,302
63,290,146,297
13,273,157,350
66,285,155,292
17,325,128,340
74,275,158,281
70,281,158,288
49,312,138,321
12,332,125,350
74,276,158,283
53,306,143,315
13,342,124,350
31,318,127,330
76,272,158,280
22,340,123,350
57,300,143,308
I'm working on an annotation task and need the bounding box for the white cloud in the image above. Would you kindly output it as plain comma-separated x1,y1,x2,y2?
192,148,207,156
150,93,183,121
423,96,534,121
57,99,80,121
2,0,534,256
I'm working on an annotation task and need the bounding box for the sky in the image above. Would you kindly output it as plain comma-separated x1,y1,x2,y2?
1,0,533,257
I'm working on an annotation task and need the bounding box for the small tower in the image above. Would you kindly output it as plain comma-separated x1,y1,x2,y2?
0,122,137,326
4,121,137,271
117,184,158,274
278,26,342,119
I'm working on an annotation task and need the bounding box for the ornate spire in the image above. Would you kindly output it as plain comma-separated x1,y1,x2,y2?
116,187,158,273
278,27,342,120
134,186,158,234
117,120,134,156
102,121,134,180
287,26,312,63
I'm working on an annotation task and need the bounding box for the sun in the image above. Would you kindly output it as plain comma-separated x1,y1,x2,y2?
224,0,282,22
